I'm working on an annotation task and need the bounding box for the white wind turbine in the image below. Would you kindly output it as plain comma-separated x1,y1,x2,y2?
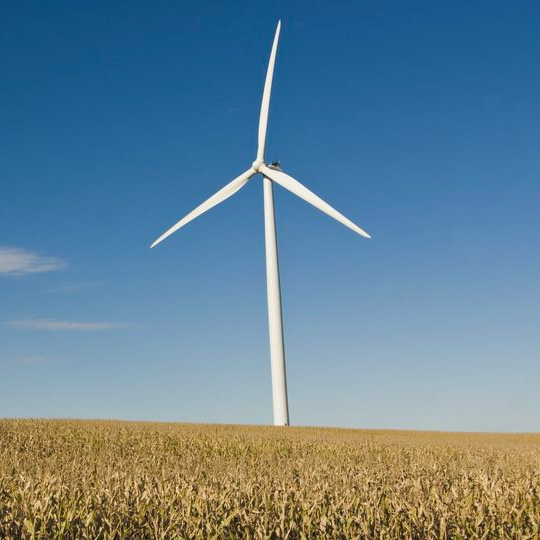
151,21,370,426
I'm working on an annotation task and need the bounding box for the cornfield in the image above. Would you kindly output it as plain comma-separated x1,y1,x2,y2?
0,420,539,538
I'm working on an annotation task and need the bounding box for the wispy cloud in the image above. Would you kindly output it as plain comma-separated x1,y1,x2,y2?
0,246,67,276
6,319,126,331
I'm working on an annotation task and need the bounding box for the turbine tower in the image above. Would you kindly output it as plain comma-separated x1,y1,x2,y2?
151,21,371,426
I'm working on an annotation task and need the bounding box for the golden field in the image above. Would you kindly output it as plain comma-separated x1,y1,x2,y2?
0,420,539,539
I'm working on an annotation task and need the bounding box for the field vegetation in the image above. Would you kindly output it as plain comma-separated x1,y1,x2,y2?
0,419,539,538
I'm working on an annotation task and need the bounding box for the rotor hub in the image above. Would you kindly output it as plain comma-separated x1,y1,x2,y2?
252,159,264,172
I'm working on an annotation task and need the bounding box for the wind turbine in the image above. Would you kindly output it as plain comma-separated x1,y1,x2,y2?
151,21,371,426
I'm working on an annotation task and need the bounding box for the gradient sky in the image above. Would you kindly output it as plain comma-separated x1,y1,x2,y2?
1,1,539,431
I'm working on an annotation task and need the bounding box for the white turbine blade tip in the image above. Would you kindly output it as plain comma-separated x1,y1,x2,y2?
150,233,169,248
346,224,371,239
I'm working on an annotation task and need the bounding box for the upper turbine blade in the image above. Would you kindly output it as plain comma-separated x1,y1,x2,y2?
260,165,371,239
151,168,255,248
257,21,281,162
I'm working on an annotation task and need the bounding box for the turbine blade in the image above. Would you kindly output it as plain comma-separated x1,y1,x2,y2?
151,168,255,248
257,21,281,162
260,165,371,239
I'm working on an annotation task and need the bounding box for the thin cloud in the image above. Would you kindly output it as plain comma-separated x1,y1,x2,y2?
0,246,67,276
6,319,126,331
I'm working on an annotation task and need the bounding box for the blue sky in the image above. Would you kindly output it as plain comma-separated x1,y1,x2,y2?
1,1,539,431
